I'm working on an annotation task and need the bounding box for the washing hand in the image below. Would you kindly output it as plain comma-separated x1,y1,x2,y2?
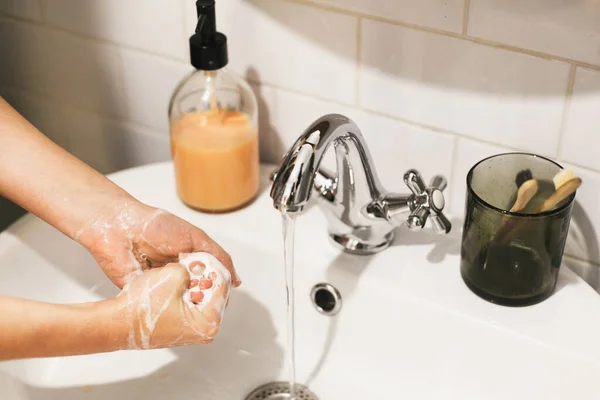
74,201,241,289
0,98,241,360
117,252,232,349
0,252,231,360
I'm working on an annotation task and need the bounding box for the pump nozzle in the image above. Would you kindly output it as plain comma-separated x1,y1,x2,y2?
189,0,228,71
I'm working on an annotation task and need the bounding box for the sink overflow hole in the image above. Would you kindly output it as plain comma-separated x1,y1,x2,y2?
310,283,342,316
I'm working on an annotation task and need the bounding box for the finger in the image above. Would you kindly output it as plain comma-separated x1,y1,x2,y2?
204,243,239,287
190,260,206,274
159,262,190,297
191,231,241,287
96,245,144,289
198,277,213,290
202,276,230,323
190,291,205,303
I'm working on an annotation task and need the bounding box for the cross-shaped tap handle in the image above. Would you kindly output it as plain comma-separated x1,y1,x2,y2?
403,169,451,235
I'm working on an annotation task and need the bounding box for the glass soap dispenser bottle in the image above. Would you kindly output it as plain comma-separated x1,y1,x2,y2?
168,0,259,213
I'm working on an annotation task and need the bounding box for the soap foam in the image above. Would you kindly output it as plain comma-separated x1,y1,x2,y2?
179,252,232,315
120,251,231,350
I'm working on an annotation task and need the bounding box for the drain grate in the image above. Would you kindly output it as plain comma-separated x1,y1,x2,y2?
244,382,319,400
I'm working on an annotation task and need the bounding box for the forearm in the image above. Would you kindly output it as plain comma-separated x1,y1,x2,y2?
0,97,134,239
0,296,126,361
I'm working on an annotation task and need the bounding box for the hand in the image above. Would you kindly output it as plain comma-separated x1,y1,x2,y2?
75,200,241,289
0,253,231,360
115,252,231,350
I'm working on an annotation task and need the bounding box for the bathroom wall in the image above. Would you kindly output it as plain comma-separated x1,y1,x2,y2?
1,0,599,287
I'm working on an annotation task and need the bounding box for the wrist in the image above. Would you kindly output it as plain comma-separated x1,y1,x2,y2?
73,197,149,249
44,299,128,356
89,298,130,352
0,297,128,360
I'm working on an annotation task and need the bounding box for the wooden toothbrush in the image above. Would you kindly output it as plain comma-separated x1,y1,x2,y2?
531,169,581,213
494,169,581,246
509,170,538,213
495,170,538,233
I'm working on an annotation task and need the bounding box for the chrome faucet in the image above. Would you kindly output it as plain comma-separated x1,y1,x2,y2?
269,114,451,255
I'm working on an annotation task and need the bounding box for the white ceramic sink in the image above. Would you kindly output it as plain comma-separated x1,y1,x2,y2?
2,163,600,399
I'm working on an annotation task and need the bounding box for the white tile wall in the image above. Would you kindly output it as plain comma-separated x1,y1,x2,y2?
183,0,358,104
312,0,464,33
0,0,41,21
561,68,600,172
40,0,187,59
360,19,570,158
449,138,511,219
1,0,600,277
356,112,456,195
561,163,600,266
564,257,600,292
0,20,53,93
0,18,126,117
468,0,600,65
254,84,455,193
0,87,69,149
63,108,171,174
120,49,192,133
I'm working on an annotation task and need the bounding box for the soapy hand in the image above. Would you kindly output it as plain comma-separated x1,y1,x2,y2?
0,98,239,359
117,252,231,349
74,201,241,289
0,252,232,360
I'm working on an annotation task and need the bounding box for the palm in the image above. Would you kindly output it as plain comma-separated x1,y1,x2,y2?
79,203,236,289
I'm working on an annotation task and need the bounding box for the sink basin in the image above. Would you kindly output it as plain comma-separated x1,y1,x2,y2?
2,162,600,399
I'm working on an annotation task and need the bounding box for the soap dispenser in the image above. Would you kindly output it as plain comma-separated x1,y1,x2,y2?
169,0,259,213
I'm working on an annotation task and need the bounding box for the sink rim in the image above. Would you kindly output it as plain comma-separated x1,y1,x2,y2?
1,161,600,400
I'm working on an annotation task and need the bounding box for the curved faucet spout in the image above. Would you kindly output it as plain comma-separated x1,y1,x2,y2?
270,114,384,213
269,113,451,255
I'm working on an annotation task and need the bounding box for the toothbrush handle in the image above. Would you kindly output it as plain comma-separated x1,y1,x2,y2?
497,178,581,246
534,178,581,213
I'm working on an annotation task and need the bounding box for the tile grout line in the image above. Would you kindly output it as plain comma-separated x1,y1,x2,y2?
5,6,600,177
254,81,526,161
36,0,45,21
461,34,600,72
250,78,468,139
355,17,362,106
462,0,471,35
62,101,170,141
447,135,461,214
245,77,358,110
556,64,577,160
248,80,600,179
0,14,189,65
7,59,600,182
2,84,168,141
4,3,600,72
0,10,37,24
180,0,193,60
556,158,600,177
280,0,600,72
564,254,600,268
5,1,600,72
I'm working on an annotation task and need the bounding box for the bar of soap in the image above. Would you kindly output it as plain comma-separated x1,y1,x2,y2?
178,252,231,311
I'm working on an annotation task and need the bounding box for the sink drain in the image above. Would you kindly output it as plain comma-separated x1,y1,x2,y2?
244,382,319,400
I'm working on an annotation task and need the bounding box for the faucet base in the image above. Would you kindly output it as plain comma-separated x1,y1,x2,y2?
329,231,395,255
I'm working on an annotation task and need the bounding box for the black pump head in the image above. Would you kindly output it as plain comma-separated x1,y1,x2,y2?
189,0,228,70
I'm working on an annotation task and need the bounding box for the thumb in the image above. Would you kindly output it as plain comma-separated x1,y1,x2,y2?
157,262,190,297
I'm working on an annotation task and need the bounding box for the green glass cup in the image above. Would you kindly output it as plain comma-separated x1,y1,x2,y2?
460,153,576,307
